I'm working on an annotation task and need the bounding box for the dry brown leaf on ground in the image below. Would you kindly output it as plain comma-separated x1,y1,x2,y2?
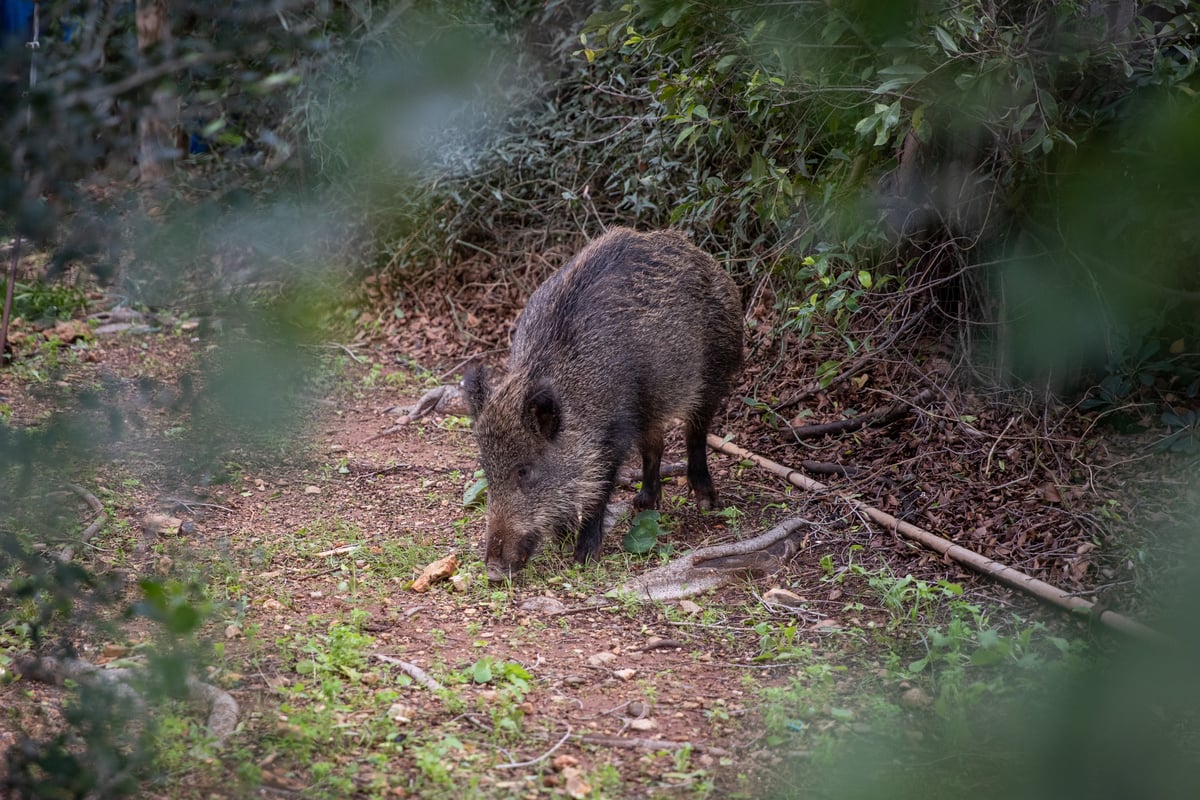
51,319,92,342
411,553,459,592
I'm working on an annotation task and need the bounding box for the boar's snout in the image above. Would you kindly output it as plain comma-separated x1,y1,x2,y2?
486,562,513,583
485,524,540,583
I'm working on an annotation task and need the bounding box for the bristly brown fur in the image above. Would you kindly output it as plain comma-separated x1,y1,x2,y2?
467,228,743,581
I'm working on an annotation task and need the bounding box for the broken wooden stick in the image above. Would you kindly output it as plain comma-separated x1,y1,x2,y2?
787,388,935,440
707,434,1166,643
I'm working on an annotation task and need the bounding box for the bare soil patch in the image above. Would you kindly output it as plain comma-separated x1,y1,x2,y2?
2,278,1195,798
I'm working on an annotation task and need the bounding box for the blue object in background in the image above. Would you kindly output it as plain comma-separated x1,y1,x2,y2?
1,0,36,43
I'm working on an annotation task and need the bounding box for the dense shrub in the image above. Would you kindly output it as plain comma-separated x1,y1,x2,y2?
337,0,1200,398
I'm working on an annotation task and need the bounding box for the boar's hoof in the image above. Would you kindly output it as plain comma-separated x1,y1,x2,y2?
694,488,719,512
632,487,660,512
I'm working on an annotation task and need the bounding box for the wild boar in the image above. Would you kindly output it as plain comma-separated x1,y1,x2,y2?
464,228,742,581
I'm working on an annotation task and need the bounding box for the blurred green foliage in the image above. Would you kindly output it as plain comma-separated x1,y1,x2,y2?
317,0,1200,407
2,0,1199,796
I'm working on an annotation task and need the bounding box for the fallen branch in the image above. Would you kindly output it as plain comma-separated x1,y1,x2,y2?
787,388,935,440
13,656,239,745
60,484,108,561
630,638,686,652
372,653,443,691
707,434,1167,644
800,460,861,478
617,517,810,601
616,462,687,488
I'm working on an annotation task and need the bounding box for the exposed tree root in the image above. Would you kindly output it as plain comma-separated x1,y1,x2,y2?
13,655,239,745
616,517,810,601
367,384,469,441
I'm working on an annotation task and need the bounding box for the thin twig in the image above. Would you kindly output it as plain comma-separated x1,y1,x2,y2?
364,424,404,444
630,638,686,653
546,603,619,618
312,544,359,558
494,724,573,769
326,342,366,363
984,415,1019,478
58,49,239,106
162,498,235,513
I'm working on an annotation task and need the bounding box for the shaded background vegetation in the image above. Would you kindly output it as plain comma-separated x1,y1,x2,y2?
3,0,1200,796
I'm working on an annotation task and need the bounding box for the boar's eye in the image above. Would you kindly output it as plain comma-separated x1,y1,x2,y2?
513,464,533,493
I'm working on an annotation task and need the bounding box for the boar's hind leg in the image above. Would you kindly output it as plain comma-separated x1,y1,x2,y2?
633,426,665,511
685,410,720,511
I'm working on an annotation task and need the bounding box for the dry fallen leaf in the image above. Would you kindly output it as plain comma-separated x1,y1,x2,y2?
411,553,459,592
1038,482,1063,503
99,644,129,661
142,513,182,536
563,767,592,799
51,319,91,343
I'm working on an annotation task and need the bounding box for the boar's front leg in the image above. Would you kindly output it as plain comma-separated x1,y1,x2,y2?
573,470,619,564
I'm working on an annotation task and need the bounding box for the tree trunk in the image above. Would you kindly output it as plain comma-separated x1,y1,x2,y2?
135,0,176,202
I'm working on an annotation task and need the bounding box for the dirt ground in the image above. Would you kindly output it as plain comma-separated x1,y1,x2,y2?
1,278,1196,798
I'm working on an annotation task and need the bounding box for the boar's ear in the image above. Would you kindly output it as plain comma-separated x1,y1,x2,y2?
525,379,561,441
462,364,491,417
